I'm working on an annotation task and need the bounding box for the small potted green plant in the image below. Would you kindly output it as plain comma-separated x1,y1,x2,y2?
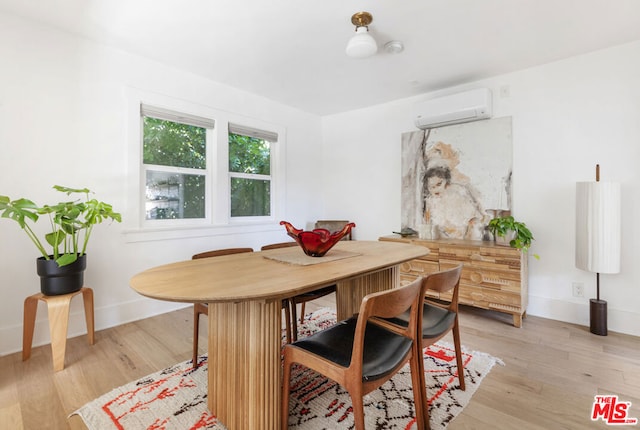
0,185,121,295
487,215,539,259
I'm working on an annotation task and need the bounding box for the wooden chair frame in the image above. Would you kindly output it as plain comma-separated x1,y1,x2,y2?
281,277,426,430
191,247,256,368
267,219,353,340
260,242,301,341
415,265,464,429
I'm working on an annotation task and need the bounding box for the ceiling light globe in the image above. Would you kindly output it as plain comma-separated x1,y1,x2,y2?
345,27,378,58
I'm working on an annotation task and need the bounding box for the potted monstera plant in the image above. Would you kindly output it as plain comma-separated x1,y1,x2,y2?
0,185,121,295
487,215,539,259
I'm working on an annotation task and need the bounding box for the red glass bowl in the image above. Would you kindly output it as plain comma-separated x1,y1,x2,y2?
280,221,356,257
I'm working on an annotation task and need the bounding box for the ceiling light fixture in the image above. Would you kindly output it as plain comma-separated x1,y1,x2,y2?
345,11,377,59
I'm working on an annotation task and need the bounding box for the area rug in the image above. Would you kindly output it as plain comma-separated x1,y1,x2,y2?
72,308,502,429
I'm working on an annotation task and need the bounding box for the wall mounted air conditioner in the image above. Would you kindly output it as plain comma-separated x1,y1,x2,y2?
414,88,492,129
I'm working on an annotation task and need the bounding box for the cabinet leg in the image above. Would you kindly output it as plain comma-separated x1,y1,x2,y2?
513,313,522,328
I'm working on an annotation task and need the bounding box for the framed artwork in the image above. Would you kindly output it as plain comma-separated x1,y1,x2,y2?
401,116,512,240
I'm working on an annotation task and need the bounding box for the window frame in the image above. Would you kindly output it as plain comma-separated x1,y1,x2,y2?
125,89,286,241
228,124,276,221
141,106,213,226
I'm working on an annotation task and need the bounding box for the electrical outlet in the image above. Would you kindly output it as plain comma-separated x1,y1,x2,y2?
572,282,584,297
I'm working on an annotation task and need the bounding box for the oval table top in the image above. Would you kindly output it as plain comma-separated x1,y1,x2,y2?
130,240,429,303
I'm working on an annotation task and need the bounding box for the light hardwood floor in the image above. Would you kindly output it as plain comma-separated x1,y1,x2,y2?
1,295,639,429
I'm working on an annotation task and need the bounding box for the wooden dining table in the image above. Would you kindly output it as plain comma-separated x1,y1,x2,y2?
130,240,428,430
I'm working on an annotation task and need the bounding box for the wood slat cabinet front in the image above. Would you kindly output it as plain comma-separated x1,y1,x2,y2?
379,235,528,327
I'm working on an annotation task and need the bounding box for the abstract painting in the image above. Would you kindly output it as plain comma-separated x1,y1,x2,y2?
401,117,512,240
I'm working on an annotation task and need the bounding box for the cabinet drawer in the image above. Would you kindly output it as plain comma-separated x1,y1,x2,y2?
443,283,522,309
477,247,522,270
440,245,521,271
440,260,521,294
412,241,440,261
438,245,480,262
400,259,440,278
466,266,521,293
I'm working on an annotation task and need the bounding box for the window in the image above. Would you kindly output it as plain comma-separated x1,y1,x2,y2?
228,124,276,218
135,100,283,233
141,105,214,221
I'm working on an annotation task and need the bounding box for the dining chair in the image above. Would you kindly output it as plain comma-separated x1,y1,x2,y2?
281,276,426,430
390,265,464,429
259,241,298,251
287,220,352,339
261,235,339,341
190,247,255,368
192,249,295,368
260,241,300,340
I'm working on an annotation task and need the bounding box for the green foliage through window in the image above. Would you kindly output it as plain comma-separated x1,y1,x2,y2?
229,132,272,217
229,133,270,175
143,117,206,169
230,178,270,217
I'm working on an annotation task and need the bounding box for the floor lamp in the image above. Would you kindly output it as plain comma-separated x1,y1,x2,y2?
575,164,621,336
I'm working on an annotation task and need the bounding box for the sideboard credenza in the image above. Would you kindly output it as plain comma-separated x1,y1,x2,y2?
379,235,528,327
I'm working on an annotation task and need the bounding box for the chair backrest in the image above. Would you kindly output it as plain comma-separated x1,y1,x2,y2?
192,247,254,260
314,220,353,241
423,265,461,293
423,265,462,312
351,276,423,368
260,241,297,251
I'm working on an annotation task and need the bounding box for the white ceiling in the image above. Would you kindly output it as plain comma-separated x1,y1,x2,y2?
3,0,640,115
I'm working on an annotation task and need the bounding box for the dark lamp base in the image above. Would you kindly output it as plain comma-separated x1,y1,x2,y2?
590,299,608,336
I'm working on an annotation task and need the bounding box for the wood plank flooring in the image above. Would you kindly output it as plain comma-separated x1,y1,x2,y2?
1,295,639,429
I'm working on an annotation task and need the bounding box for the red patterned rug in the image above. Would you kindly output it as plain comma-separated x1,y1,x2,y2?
72,308,502,429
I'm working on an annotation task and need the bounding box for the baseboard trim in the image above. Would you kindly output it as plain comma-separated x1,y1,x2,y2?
527,295,640,337
4,294,636,356
0,297,187,356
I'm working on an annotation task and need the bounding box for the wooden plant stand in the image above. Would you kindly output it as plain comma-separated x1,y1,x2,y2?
22,287,95,371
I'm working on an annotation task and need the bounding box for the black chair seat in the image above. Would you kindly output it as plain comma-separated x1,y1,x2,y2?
389,302,456,339
292,316,413,381
296,285,336,299
383,266,464,429
282,277,426,429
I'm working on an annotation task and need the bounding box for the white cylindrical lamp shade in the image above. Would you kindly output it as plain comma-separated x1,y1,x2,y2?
575,181,621,273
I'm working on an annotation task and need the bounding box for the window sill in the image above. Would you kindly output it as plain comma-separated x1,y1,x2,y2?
123,221,283,243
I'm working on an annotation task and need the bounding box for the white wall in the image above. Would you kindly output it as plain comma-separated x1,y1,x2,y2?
322,41,640,336
0,12,324,355
2,11,638,357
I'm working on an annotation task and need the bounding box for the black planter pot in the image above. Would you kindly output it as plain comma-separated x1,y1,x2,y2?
36,254,87,296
